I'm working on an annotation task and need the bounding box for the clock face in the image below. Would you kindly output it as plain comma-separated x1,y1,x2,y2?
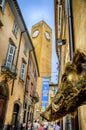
45,31,50,40
32,30,39,38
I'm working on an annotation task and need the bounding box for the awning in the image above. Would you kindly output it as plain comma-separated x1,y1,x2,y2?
41,50,86,121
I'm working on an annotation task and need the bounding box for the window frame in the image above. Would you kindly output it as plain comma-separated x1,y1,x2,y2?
6,43,16,69
20,61,26,80
23,42,27,56
12,21,18,38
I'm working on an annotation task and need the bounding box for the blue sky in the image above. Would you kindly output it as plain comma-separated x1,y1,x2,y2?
17,0,58,83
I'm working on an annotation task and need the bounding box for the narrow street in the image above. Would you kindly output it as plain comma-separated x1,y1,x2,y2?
0,0,86,130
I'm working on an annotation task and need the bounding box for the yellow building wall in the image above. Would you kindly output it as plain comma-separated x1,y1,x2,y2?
0,3,29,124
72,0,86,53
72,0,86,129
55,0,86,130
31,21,52,76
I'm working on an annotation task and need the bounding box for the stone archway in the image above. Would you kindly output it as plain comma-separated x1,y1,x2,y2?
0,79,9,129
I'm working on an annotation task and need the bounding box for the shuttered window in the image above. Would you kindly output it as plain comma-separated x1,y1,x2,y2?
20,62,26,80
6,44,15,69
12,21,18,38
24,43,27,56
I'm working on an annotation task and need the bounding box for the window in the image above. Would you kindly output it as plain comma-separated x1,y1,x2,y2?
29,56,31,67
23,102,27,123
11,103,20,125
12,21,18,38
33,68,37,80
0,0,6,12
6,44,15,69
20,61,26,80
34,70,37,80
24,43,27,56
26,76,30,91
23,111,26,123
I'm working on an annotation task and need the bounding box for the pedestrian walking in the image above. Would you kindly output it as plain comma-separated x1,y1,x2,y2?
33,120,40,130
54,121,61,130
38,121,44,130
6,124,14,130
28,120,33,130
26,122,29,130
43,120,48,130
21,122,26,130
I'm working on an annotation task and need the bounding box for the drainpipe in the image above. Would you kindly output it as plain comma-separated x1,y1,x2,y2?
15,31,26,67
65,0,74,130
67,0,74,61
11,30,26,95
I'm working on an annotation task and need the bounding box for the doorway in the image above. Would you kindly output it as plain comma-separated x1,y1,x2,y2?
11,103,20,130
0,97,6,129
0,79,9,129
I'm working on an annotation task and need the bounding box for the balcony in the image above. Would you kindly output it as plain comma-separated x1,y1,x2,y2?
30,91,39,103
1,60,17,79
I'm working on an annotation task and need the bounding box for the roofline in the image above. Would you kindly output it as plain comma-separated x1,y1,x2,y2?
7,0,32,49
32,20,52,31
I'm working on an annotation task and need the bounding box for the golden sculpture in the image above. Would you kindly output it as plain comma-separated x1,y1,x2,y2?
41,50,86,121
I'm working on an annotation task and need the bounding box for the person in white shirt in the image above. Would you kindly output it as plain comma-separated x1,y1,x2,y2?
33,120,40,130
54,121,61,130
44,120,48,130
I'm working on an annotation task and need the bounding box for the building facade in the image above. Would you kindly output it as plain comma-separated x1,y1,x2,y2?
54,0,86,130
31,21,52,114
23,50,39,123
0,0,39,129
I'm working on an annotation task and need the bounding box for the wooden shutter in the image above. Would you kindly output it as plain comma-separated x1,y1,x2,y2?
20,62,26,80
6,44,15,69
12,21,18,37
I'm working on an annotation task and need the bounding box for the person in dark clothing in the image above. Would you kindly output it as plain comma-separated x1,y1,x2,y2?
20,122,26,130
26,122,28,130
6,124,11,130
7,124,14,130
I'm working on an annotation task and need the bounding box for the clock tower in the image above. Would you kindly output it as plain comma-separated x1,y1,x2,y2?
31,20,52,113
